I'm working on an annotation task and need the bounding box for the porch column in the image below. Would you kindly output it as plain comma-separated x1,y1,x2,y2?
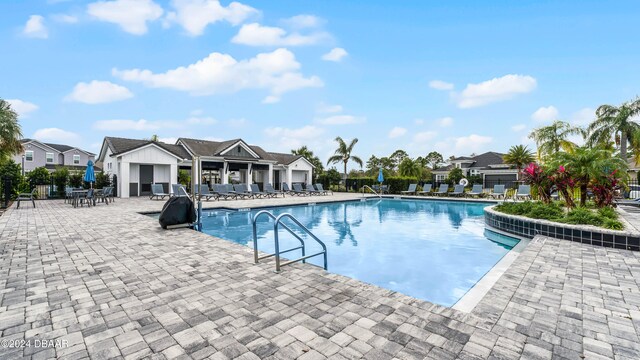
120,161,130,198
221,162,228,184
246,163,252,188
170,163,177,189
286,166,293,188
307,169,312,185
267,163,273,186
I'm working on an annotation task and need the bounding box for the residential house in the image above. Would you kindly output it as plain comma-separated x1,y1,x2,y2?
97,137,315,198
431,152,519,187
13,139,96,173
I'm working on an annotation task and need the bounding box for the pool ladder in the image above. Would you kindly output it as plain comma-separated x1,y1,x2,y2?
252,210,328,272
362,185,382,198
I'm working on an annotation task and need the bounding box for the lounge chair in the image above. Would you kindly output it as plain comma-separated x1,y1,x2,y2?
417,184,432,196
250,184,267,198
281,183,296,195
380,185,389,194
98,186,113,204
449,184,465,197
466,184,484,198
292,183,310,196
514,185,532,201
488,185,506,200
306,184,321,195
264,183,285,198
16,188,36,208
401,183,418,195
233,184,253,199
315,184,332,195
199,185,218,201
433,184,449,196
213,184,236,200
151,184,170,200
172,184,189,197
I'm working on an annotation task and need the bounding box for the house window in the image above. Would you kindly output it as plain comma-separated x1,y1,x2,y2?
470,169,479,176
73,155,80,164
25,151,34,161
435,174,446,181
455,163,461,169
46,152,54,163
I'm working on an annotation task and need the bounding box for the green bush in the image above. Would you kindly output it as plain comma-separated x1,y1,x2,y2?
27,166,50,185
561,207,603,226
603,218,624,230
495,201,623,230
95,171,110,189
0,159,23,200
597,207,617,220
52,167,69,198
69,173,83,188
386,176,419,193
495,201,563,220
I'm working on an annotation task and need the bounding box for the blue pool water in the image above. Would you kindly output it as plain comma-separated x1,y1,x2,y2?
198,198,518,307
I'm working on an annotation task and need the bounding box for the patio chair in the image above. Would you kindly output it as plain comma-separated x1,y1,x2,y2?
199,185,218,201
78,188,95,207
433,184,449,196
417,184,432,196
488,185,506,200
171,184,189,197
281,183,295,195
233,184,254,199
264,183,285,198
98,186,113,204
250,184,267,198
401,183,418,195
16,188,36,208
380,185,389,194
292,183,310,196
315,184,332,195
151,184,170,200
466,184,484,198
64,186,74,204
514,185,532,201
213,184,236,200
306,183,321,195
449,184,466,197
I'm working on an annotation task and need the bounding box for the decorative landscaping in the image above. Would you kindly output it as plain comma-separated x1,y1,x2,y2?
494,201,624,230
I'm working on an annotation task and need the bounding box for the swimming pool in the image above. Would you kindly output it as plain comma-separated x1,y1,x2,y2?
197,198,519,307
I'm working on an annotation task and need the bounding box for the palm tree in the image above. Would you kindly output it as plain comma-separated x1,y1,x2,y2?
552,146,627,207
327,137,363,190
587,97,640,162
0,99,24,160
503,145,535,179
528,120,584,159
398,158,422,178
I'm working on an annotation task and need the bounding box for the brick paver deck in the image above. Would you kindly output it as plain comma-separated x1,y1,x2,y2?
1,196,640,359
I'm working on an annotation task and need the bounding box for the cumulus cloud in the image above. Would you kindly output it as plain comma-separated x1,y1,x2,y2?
23,15,48,38
93,119,161,131
322,48,348,62
165,0,258,36
428,80,453,91
570,107,595,125
435,134,493,156
6,99,39,117
531,105,559,123
438,117,453,127
282,14,323,29
264,125,327,151
454,74,537,108
52,14,79,23
33,128,79,142
317,103,342,114
512,124,526,132
113,48,323,103
65,80,133,104
388,127,407,138
87,0,163,35
232,23,329,46
315,115,365,125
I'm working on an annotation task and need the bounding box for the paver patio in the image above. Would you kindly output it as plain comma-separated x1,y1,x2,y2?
1,195,640,359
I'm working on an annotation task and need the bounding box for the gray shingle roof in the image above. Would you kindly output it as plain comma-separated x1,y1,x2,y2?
178,138,275,161
268,152,303,165
443,152,508,171
21,138,95,155
104,137,191,159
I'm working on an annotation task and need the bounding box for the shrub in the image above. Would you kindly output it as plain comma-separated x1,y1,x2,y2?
495,201,622,230
603,218,624,230
561,207,603,226
27,166,50,185
597,207,617,220
520,163,553,204
52,166,69,198
95,171,110,189
0,159,23,200
69,173,83,188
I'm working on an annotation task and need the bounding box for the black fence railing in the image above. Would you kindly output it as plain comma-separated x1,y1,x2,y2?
23,173,118,199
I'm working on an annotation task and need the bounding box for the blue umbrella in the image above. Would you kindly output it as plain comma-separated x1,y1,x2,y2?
84,160,96,188
377,167,384,188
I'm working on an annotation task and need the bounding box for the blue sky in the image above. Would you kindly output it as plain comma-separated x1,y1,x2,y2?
2,0,639,168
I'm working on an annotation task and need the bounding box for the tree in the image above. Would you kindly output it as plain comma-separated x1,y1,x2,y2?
587,97,640,162
528,120,584,159
503,145,535,178
424,151,444,170
327,137,363,190
149,134,159,142
551,146,627,207
398,158,422,178
26,166,50,185
447,168,464,185
291,146,324,182
389,149,409,170
318,167,342,187
0,99,24,160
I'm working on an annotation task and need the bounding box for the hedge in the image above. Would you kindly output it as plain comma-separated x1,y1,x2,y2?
345,176,424,194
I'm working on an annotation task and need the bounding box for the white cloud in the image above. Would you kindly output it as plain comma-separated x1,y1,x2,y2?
531,105,559,123
52,14,79,23
428,80,453,91
317,103,342,113
264,125,326,152
231,23,329,46
322,48,348,62
570,107,595,125
6,99,39,117
512,124,526,132
23,15,48,38
455,74,537,108
388,127,407,138
65,80,133,104
282,15,323,29
438,117,453,127
435,134,493,156
264,125,323,139
315,115,365,125
158,137,178,144
33,128,79,142
87,0,163,35
414,118,425,125
165,0,258,36
413,131,438,143
93,119,160,131
262,95,280,104
113,48,323,101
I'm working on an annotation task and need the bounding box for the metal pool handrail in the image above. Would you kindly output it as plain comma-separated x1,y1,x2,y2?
252,210,306,266
362,185,382,198
274,213,327,272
